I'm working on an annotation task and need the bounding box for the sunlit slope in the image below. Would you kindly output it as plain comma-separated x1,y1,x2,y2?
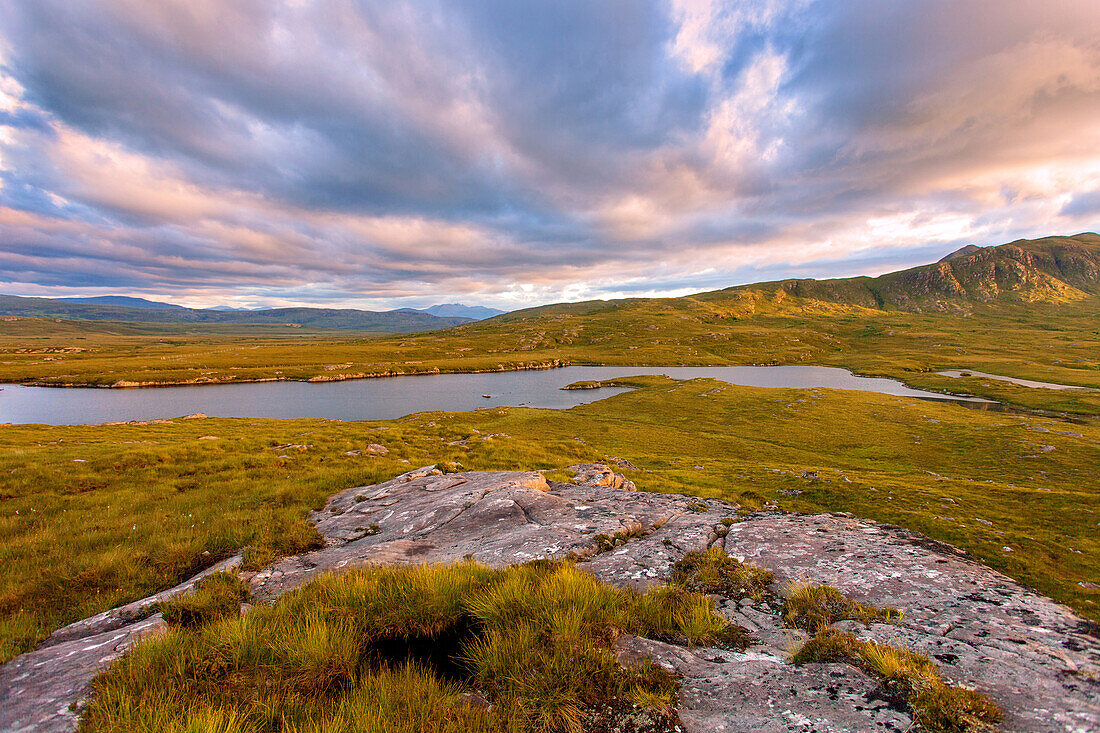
497,232,1100,322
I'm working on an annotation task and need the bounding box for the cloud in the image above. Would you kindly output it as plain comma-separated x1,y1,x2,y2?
0,0,1098,309
1061,189,1100,218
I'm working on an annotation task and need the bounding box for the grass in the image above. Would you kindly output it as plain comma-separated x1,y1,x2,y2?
159,571,250,629
1,377,1097,665
561,375,675,390
667,548,774,601
785,582,998,732
782,582,900,632
82,560,737,732
792,629,1001,732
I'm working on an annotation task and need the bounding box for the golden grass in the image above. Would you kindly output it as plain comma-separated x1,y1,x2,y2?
159,571,250,629
667,548,774,601
2,377,1097,663
81,560,735,732
792,629,1001,732
782,582,900,632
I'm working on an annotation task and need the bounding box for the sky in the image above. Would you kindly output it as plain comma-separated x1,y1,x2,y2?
0,1,1098,311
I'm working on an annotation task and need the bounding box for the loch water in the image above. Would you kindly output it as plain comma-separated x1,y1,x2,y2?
0,365,990,425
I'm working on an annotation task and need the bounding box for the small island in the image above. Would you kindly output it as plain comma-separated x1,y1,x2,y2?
561,374,677,390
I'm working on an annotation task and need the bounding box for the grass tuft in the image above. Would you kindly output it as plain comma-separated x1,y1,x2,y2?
910,682,1003,733
788,627,860,665
792,630,1001,732
82,560,733,732
159,571,250,629
668,548,774,602
782,582,899,632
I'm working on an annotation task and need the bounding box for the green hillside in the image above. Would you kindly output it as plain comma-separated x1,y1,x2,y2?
497,232,1100,320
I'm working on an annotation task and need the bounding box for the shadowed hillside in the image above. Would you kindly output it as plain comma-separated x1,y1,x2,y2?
0,296,471,332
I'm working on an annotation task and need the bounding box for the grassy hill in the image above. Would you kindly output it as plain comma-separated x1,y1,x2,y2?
0,295,471,332
495,232,1100,320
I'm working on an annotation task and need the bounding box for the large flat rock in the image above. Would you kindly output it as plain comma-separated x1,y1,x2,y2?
2,466,1097,732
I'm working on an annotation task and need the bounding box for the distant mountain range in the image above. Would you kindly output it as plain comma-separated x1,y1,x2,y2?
419,303,505,320
0,295,507,331
47,297,502,319
7,234,1094,331
0,297,470,332
53,295,188,310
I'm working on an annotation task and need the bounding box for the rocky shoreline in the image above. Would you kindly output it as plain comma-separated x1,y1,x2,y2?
1,464,1097,732
12,358,570,389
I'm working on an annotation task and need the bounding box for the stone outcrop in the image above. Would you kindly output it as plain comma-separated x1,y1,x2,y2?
2,465,1098,732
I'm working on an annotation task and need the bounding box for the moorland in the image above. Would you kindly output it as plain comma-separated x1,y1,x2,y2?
1,234,1098,731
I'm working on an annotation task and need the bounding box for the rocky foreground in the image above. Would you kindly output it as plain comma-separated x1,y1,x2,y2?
2,465,1098,732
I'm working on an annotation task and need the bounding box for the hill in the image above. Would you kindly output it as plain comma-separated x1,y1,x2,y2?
487,233,1100,326
53,296,187,310
0,295,471,332
715,232,1100,315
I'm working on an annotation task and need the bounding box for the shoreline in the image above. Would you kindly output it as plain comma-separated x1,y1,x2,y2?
4,361,1097,422
6,358,571,389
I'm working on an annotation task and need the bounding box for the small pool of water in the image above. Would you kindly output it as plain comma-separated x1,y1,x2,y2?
0,365,989,425
936,370,1093,391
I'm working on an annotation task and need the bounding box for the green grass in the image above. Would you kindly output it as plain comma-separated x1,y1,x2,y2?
2,378,1098,665
82,560,735,732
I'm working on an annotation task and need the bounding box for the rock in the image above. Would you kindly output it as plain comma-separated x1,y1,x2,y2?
607,457,639,471
181,413,207,419
570,463,632,491
0,613,169,732
456,691,491,710
197,435,219,441
616,636,912,732
365,444,389,455
2,471,1097,732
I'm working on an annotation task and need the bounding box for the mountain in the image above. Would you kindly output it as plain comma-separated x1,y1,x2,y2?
53,295,186,310
420,303,506,320
0,296,472,332
490,233,1100,324
938,244,982,262
6,234,1096,331
705,232,1100,316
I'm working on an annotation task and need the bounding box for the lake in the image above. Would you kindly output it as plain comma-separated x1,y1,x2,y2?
0,365,989,425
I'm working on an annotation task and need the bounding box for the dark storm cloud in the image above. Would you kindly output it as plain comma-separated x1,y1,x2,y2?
0,0,1097,308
